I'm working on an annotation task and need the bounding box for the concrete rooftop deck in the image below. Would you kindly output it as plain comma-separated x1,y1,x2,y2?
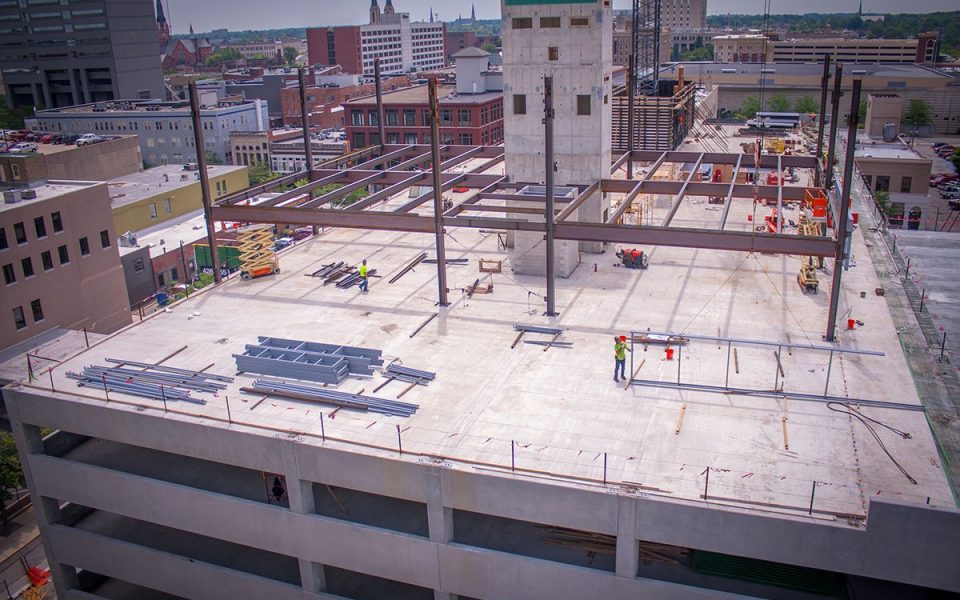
17,155,954,525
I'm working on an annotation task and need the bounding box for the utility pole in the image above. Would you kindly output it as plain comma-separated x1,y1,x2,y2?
544,76,557,317
428,78,449,307
188,82,221,284
825,79,862,343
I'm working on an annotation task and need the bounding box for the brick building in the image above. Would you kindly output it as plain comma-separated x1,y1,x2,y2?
279,75,412,128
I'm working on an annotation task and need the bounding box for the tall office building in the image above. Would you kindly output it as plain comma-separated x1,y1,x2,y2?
306,0,445,76
0,0,165,110
501,0,613,276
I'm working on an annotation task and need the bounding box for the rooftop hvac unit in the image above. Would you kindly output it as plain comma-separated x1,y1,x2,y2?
118,231,138,247
20,189,37,200
3,190,22,204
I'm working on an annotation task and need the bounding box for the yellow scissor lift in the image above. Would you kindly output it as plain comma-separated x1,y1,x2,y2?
237,224,280,280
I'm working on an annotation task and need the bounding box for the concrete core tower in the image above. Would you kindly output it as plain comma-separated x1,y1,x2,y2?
501,0,613,277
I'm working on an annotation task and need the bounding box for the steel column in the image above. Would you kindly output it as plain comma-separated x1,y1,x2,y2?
428,79,449,307
298,67,315,177
374,58,386,149
825,79,861,343
814,55,831,188
627,53,636,179
824,63,843,193
544,75,557,317
718,155,742,230
188,82,221,284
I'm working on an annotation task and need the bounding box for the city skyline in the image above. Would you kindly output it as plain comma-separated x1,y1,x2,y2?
162,0,958,33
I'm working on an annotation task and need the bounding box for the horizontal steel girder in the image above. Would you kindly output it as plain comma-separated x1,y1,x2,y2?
211,205,838,257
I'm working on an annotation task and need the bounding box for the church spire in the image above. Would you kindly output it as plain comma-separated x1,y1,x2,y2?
429,7,434,23
471,3,476,22
156,0,166,25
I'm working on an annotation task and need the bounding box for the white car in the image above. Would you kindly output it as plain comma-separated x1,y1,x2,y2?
76,133,101,146
8,142,38,153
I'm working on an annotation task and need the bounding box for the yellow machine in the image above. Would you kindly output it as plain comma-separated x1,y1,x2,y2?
237,225,279,280
796,212,821,293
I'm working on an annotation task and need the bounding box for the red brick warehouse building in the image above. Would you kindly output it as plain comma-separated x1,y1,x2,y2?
344,47,503,148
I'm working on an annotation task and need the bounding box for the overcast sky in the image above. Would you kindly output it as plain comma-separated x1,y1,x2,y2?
163,0,957,33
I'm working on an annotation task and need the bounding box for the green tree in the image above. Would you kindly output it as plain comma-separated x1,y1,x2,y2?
283,46,298,65
314,183,369,207
205,47,243,67
794,95,819,114
858,100,867,129
204,150,222,165
0,433,23,530
482,42,498,54
248,161,280,185
903,99,933,129
738,96,761,120
768,93,791,113
0,97,30,130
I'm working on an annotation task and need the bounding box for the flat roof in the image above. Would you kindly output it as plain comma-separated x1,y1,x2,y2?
345,84,503,106
25,158,953,520
855,143,927,160
33,100,260,116
106,165,246,209
663,62,952,80
117,208,227,258
0,180,100,213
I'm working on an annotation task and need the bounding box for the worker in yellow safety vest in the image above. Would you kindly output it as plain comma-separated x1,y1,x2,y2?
359,259,369,293
614,335,631,383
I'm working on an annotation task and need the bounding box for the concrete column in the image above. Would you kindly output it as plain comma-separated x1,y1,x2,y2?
426,468,454,600
280,441,327,593
615,495,639,579
4,391,80,595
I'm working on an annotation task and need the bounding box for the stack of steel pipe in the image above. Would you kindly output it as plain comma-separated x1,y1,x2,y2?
104,358,234,384
247,378,418,417
423,258,468,265
323,265,355,285
306,262,345,278
66,368,204,404
384,364,436,386
514,324,564,336
336,268,377,289
81,365,227,393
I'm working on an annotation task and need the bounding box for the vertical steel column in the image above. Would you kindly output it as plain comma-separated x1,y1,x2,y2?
428,79,449,307
544,75,557,317
814,55,831,188
374,58,387,149
825,79,861,343
823,63,843,193
188,82,221,284
298,67,315,179
627,53,636,180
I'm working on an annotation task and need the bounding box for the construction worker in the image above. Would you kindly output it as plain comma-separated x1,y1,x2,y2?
614,335,631,382
359,259,369,293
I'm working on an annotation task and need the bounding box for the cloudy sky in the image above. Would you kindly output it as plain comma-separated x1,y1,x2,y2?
163,0,956,33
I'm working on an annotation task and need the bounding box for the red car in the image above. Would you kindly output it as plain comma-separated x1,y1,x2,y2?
932,174,959,188
39,133,57,144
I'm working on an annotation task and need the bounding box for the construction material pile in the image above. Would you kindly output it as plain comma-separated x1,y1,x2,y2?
306,261,376,289
234,336,384,385
243,378,417,417
66,359,233,404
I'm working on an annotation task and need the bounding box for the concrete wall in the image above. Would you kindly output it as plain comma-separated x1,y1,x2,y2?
856,157,931,195
0,183,131,350
502,0,613,276
865,94,903,139
4,388,959,600
44,137,143,181
119,246,156,307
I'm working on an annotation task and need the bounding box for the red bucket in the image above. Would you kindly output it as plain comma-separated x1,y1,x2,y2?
847,319,856,330
852,212,860,225
665,348,675,360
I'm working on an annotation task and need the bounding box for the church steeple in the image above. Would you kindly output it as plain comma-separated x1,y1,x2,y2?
384,0,395,16
156,0,170,48
471,3,476,22
369,0,381,24
429,7,434,23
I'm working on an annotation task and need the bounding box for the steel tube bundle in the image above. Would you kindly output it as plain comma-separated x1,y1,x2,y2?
514,324,564,336
248,378,418,417
67,370,205,404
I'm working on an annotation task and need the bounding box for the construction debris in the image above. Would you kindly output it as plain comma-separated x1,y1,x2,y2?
479,259,502,273
244,378,417,417
306,262,345,279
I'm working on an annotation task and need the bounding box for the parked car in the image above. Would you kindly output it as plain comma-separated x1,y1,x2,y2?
61,133,81,145
76,133,102,146
932,142,950,149
292,227,313,241
8,142,38,153
935,146,956,157
940,188,960,200
932,174,959,187
949,199,960,210
274,237,294,251
39,133,57,144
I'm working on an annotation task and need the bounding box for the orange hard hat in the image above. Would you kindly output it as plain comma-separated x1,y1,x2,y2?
619,335,626,341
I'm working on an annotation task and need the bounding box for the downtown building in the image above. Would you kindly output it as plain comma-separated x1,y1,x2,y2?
0,0,164,110
306,0,445,76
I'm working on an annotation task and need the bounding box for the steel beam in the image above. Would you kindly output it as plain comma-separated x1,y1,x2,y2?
389,149,442,172
611,152,632,174
348,173,427,211
215,171,305,207
662,153,703,227
428,78,449,306
776,155,783,234
544,75,557,316
629,150,815,170
259,171,349,208
444,177,506,217
468,153,505,173
602,179,810,201
212,205,435,233
824,63,843,192
188,82,220,283
555,180,601,223
825,79,861,342
719,154,742,230
300,172,386,209
354,145,419,171
393,174,466,213
374,58,386,149
606,151,668,224
814,55,831,188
